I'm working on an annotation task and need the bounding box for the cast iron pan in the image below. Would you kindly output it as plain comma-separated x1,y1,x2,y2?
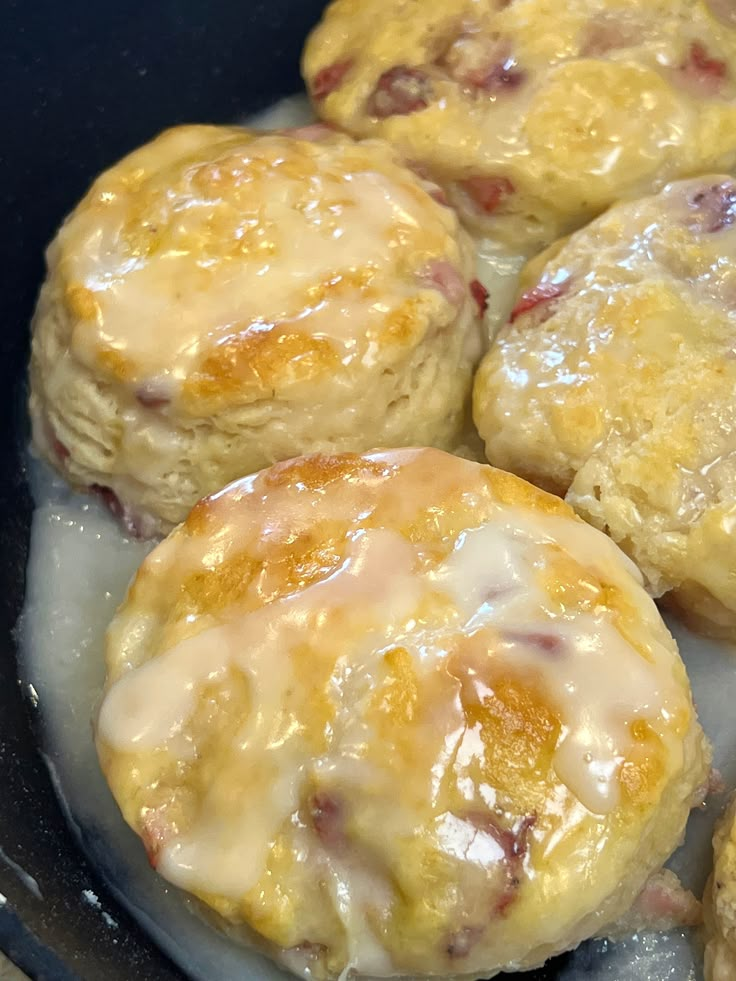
0,3,574,978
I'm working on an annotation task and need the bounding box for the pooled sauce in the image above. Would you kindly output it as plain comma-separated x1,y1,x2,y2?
17,96,735,981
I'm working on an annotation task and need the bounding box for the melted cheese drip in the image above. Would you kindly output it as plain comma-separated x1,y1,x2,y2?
99,502,686,912
60,128,461,385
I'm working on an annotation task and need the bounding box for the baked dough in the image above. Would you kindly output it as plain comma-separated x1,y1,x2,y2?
474,175,736,638
303,0,736,250
29,125,482,536
705,794,736,981
96,447,709,979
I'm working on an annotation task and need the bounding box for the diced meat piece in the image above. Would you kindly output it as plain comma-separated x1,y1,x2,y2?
474,57,525,93
89,484,159,539
52,434,70,461
462,176,515,214
608,869,702,937
686,181,736,233
510,281,568,323
312,60,353,100
681,41,728,95
136,379,172,408
44,418,70,462
140,806,171,868
470,279,489,315
442,33,525,92
284,123,336,142
91,483,125,520
368,66,432,118
504,630,565,656
420,259,467,307
446,924,484,959
689,40,728,79
464,811,536,917
309,790,346,850
694,767,726,806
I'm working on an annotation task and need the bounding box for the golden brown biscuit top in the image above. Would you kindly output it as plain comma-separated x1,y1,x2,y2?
473,174,736,618
303,0,736,246
96,449,695,976
52,126,474,412
477,174,736,494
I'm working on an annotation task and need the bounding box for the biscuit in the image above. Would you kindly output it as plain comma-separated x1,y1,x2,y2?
304,0,736,249
474,176,736,637
96,447,709,979
30,126,482,535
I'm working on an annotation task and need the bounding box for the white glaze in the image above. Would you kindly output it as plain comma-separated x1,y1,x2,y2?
97,468,686,916
59,123,469,390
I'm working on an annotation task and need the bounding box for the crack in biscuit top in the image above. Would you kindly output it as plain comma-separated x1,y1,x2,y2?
97,449,692,932
55,126,466,407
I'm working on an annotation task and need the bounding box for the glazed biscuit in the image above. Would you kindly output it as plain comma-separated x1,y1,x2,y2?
705,794,736,981
30,126,483,535
304,0,736,250
96,447,709,979
474,176,736,638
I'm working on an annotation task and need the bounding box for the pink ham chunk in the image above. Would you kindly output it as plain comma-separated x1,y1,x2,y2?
368,66,432,118
463,176,515,214
309,790,346,850
470,279,490,315
312,60,353,100
608,869,702,936
680,40,728,95
420,259,467,307
510,281,569,323
443,33,525,93
89,484,159,539
686,181,736,234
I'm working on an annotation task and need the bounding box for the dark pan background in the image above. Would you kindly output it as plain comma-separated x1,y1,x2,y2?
0,3,577,978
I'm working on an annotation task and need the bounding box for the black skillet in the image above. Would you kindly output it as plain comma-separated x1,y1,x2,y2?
0,2,600,977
